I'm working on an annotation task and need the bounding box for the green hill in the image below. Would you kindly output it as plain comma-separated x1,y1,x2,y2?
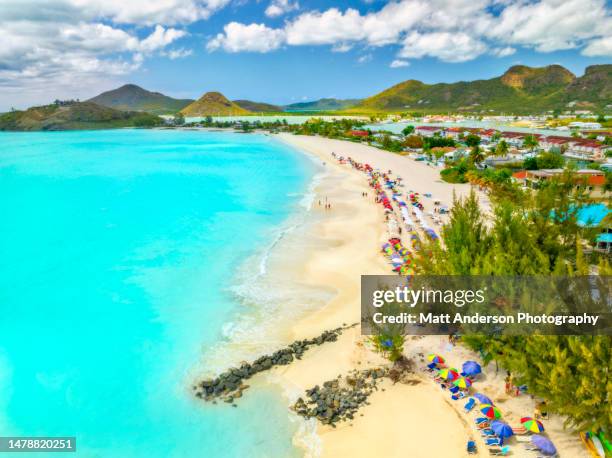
353,65,611,113
233,100,283,112
284,98,361,111
88,84,193,114
181,92,250,116
565,64,612,109
0,102,163,131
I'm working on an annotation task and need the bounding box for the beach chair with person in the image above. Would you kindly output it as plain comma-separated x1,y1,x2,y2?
467,440,477,455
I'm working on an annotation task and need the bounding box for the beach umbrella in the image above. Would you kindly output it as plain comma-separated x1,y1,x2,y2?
474,393,493,405
453,376,472,389
521,417,545,433
438,368,460,381
531,435,556,456
462,361,482,376
427,354,444,364
480,404,501,419
490,421,514,438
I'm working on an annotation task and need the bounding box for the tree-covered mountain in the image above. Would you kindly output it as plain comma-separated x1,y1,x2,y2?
0,101,162,131
88,84,193,114
233,100,283,112
284,98,361,111
180,92,251,116
353,65,611,113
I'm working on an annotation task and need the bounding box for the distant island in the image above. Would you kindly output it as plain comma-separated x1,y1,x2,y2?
88,84,193,115
284,98,362,112
233,100,283,113
0,101,162,131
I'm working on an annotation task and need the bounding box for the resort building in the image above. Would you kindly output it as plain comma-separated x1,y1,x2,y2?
512,169,608,197
415,126,444,137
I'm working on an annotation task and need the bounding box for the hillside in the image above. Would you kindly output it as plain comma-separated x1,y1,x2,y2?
566,64,612,108
181,92,250,116
354,65,611,113
0,102,163,131
284,98,361,111
88,84,193,115
233,100,283,112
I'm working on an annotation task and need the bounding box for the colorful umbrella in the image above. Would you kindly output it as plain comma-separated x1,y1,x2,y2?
438,368,459,381
474,393,493,405
462,361,482,376
427,354,444,364
491,420,514,438
453,376,472,388
480,404,501,419
521,417,545,433
531,435,556,455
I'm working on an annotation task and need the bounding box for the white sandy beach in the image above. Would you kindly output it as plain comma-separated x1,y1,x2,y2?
269,133,590,458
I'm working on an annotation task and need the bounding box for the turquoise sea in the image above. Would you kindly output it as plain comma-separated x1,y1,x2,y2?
0,129,317,457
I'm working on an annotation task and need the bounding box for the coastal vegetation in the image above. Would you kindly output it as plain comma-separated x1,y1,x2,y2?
415,173,612,434
0,101,163,131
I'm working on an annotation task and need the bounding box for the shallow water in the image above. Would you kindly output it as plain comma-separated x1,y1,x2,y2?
0,129,317,457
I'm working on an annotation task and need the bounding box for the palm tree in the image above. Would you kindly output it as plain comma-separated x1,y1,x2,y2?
523,135,539,151
494,140,509,157
470,145,485,165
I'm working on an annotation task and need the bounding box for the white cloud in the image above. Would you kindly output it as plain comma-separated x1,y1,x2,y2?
68,0,231,25
284,8,364,45
390,59,410,68
399,31,487,62
161,48,194,59
265,0,299,18
582,36,612,57
491,46,516,57
489,0,610,52
0,1,192,110
357,54,372,64
139,25,186,52
207,23,285,52
207,0,611,65
331,43,353,52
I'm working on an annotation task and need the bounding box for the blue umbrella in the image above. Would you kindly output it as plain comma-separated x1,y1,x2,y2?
474,393,493,405
531,435,557,456
490,420,514,438
462,360,482,376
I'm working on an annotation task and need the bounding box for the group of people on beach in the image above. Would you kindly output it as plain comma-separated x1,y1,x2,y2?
318,199,332,210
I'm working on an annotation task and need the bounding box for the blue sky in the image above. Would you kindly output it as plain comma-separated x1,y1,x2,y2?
1,0,611,110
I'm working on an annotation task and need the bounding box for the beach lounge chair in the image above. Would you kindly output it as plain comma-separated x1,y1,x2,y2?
452,391,466,400
488,445,510,456
480,429,496,437
449,385,460,394
485,437,503,446
464,398,476,413
467,440,477,455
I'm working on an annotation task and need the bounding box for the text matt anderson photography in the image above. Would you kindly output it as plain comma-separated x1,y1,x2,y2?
0,0,611,457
